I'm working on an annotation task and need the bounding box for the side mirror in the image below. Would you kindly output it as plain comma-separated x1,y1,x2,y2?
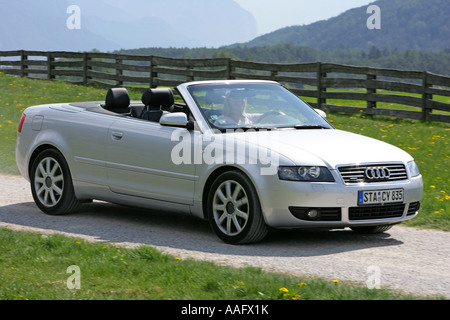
160,112,194,130
315,108,327,119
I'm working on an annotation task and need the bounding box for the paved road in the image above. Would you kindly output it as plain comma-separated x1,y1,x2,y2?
1,174,449,298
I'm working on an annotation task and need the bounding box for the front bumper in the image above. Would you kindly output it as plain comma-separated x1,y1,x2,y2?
259,173,423,229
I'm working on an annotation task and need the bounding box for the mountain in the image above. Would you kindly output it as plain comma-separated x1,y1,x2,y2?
237,0,450,51
0,0,257,51
0,1,119,51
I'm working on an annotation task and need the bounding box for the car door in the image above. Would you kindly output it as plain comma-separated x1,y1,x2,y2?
50,105,114,188
106,117,198,205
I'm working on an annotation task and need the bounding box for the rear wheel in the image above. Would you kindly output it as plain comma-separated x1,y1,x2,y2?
30,149,80,215
207,171,268,244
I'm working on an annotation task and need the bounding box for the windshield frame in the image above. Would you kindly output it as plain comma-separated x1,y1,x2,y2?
185,81,333,133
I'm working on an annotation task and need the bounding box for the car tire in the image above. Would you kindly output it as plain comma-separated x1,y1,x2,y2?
30,149,80,215
350,224,395,234
207,171,268,244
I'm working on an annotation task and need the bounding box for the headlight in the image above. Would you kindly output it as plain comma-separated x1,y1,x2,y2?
407,161,420,177
278,166,335,182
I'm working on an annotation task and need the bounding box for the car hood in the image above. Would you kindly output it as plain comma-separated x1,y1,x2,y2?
230,129,413,168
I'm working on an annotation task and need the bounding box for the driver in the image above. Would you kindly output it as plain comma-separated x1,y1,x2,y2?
214,90,253,126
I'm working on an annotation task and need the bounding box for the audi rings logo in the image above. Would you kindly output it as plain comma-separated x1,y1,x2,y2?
365,167,391,180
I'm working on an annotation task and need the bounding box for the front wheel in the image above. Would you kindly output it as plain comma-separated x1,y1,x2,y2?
30,149,80,215
207,171,268,244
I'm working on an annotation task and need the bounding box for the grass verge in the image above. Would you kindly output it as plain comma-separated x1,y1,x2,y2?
1,72,448,229
325,113,449,230
0,227,440,300
0,73,448,300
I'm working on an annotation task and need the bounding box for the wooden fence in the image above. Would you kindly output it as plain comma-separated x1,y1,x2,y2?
1,50,449,123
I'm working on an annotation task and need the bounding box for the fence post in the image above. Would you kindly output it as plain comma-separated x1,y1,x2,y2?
186,64,194,82
228,59,235,80
421,71,432,121
225,58,230,80
317,62,326,108
46,52,54,81
116,58,123,86
150,55,157,88
82,52,88,85
20,50,27,78
270,69,278,81
366,73,377,110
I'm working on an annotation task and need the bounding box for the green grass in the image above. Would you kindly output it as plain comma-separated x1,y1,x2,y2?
0,72,448,300
325,113,449,230
1,72,447,229
0,73,138,174
301,86,450,114
299,86,449,230
0,227,439,300
302,89,450,230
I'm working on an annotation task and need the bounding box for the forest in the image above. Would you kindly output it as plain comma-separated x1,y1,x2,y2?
116,0,449,76
117,45,450,77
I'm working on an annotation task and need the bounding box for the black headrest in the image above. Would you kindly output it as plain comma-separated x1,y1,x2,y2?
105,88,130,109
141,88,174,110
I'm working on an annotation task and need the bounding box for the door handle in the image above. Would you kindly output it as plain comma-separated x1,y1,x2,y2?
111,131,123,140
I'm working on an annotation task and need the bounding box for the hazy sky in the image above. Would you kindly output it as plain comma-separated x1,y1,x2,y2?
234,0,376,35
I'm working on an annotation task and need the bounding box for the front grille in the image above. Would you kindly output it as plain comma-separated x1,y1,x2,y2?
407,202,420,216
349,203,405,220
338,164,408,184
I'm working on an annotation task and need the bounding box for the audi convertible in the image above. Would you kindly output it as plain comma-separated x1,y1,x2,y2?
15,80,423,244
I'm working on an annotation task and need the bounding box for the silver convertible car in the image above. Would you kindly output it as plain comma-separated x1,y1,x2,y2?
16,80,423,244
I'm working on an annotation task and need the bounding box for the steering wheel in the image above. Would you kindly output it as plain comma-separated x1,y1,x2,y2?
257,111,284,124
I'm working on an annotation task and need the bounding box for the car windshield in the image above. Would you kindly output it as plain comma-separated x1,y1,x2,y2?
187,83,332,131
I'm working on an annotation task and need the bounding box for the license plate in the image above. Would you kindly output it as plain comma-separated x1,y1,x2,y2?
358,189,404,205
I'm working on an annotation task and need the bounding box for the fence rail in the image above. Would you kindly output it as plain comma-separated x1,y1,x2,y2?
1,50,449,123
